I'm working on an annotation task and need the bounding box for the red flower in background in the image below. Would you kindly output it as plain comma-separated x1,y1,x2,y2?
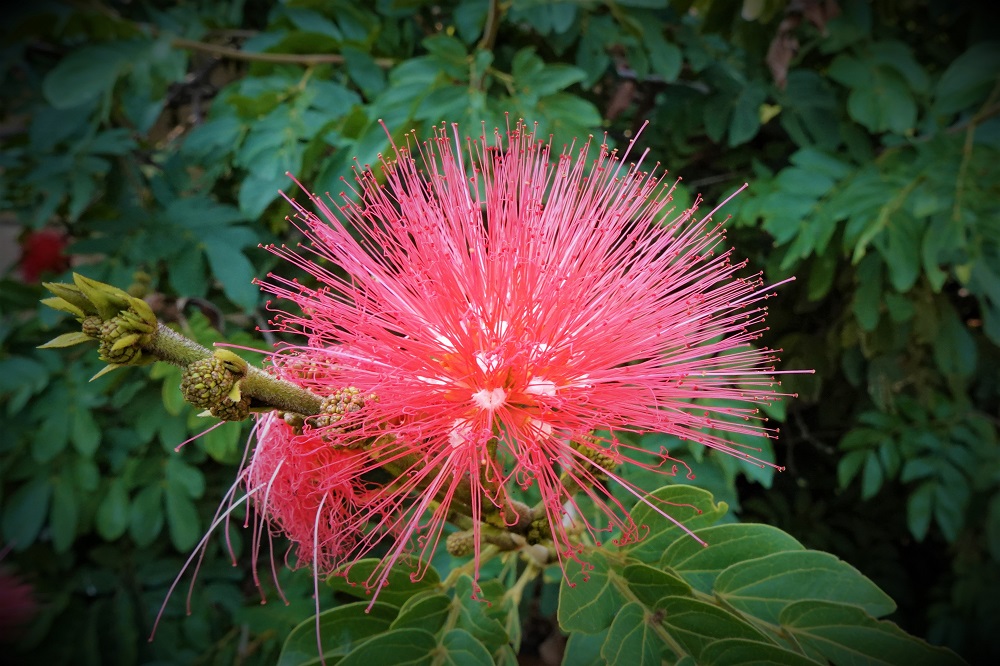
248,121,793,597
18,229,69,282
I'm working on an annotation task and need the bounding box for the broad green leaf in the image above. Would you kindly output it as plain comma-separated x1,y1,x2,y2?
621,562,693,605
558,550,628,633
339,627,437,666
714,551,896,624
1,477,52,550
624,485,728,563
96,478,130,541
42,41,147,109
165,483,200,551
780,600,966,666
391,592,451,633
72,408,101,456
202,239,259,312
657,596,772,660
562,628,609,666
452,575,509,652
129,484,164,547
601,601,667,665
662,523,805,593
329,559,441,607
438,628,495,665
934,41,1000,115
699,638,819,665
278,601,397,666
50,475,78,553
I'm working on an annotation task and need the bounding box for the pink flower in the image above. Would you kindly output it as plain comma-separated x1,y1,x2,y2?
251,121,790,596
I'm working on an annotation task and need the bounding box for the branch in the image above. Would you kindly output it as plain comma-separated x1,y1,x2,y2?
171,37,395,69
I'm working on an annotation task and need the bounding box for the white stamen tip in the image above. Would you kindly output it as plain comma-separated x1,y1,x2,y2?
472,387,507,411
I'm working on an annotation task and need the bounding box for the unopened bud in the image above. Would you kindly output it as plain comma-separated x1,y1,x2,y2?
181,357,237,410
210,394,251,421
446,531,475,557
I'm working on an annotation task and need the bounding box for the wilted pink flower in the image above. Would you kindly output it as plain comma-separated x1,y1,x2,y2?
251,120,790,597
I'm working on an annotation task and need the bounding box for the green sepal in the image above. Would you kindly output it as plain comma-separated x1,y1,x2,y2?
215,349,249,375
126,295,156,328
73,273,133,320
111,333,143,353
227,381,242,403
42,282,97,316
40,296,87,318
90,363,123,381
39,331,94,349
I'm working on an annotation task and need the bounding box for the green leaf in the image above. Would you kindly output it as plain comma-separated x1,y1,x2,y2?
391,592,451,633
563,628,610,666
621,562,693,605
96,478,130,541
624,485,728,563
452,575,509,652
50,475,78,553
558,550,628,633
781,600,966,666
699,638,819,665
2,477,53,550
339,627,437,666
72,408,101,456
860,452,884,500
601,601,666,665
934,41,1000,115
438,629,495,665
129,484,164,547
202,241,258,312
328,559,441,607
165,483,200,551
278,601,398,666
201,420,243,463
42,42,146,109
656,596,771,660
165,456,205,498
662,523,805,593
714,550,896,624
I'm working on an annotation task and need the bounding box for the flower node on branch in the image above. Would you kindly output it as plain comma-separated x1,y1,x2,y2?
181,357,238,410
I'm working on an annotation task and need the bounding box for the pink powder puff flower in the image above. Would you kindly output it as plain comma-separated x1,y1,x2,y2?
253,120,795,599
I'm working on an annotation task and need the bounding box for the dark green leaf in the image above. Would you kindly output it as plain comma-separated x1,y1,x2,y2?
339,627,437,666
601,601,666,665
129,484,164,547
781,600,966,666
278,601,397,666
558,550,628,633
662,523,804,593
42,42,147,109
2,477,53,550
50,475,78,553
714,550,896,624
439,628,495,665
165,483,200,551
452,575,508,651
624,485,728,563
328,559,441,607
621,562,692,605
96,478,130,541
699,638,819,665
656,596,771,660
391,592,451,633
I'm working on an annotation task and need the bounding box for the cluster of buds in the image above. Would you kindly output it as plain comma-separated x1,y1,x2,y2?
40,273,157,380
180,350,251,421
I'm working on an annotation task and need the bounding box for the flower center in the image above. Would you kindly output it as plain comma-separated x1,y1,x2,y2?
471,387,507,411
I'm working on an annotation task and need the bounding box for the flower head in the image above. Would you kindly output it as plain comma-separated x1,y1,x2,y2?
251,120,789,595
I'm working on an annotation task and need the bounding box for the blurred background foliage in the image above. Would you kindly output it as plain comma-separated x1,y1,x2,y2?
0,0,997,663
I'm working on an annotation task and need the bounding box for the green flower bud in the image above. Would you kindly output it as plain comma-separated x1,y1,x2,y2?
211,394,251,422
446,531,475,557
181,356,238,410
